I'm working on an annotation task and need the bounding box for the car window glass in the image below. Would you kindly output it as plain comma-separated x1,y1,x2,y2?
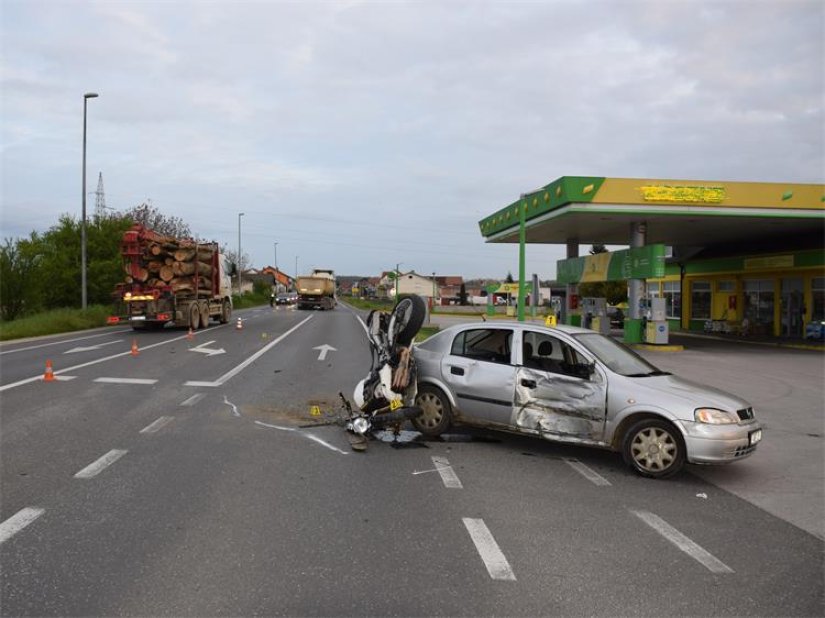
523,330,586,376
451,328,513,364
573,332,660,376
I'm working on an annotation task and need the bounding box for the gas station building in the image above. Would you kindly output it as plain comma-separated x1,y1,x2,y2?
478,177,824,343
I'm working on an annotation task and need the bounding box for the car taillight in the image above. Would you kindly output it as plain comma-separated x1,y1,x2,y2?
107,316,120,324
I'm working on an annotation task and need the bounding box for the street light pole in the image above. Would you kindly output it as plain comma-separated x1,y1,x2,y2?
395,262,403,303
295,256,299,288
237,212,245,295
273,242,278,291
81,92,98,309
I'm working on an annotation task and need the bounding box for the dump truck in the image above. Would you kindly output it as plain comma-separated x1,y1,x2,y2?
297,269,336,310
108,224,234,330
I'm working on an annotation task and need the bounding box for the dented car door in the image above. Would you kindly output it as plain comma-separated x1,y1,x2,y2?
513,330,608,444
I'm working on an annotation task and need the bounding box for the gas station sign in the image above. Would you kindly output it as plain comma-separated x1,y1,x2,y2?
557,244,666,284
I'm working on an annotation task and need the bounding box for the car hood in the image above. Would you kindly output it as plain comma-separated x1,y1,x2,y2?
622,373,749,413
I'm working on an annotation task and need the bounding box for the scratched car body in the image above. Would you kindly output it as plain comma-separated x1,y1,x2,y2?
412,322,762,478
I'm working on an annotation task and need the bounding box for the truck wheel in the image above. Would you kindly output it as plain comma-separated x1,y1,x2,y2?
199,301,209,329
219,299,231,324
189,304,200,330
389,295,426,347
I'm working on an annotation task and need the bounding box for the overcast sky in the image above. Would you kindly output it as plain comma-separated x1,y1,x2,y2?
1,0,822,280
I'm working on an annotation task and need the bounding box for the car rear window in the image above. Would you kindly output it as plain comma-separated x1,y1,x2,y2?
450,328,513,364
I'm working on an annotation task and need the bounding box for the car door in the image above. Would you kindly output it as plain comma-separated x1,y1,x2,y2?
440,327,517,425
513,329,608,444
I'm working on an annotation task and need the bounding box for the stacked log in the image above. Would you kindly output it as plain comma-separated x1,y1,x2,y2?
121,231,217,296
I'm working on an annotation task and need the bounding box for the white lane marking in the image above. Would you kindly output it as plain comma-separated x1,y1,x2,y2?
564,458,611,486
0,330,131,355
223,396,241,417
355,314,369,335
631,510,734,574
181,393,205,407
53,376,77,382
184,315,313,387
189,341,226,356
313,344,337,361
432,456,463,488
254,421,348,455
64,340,124,354
462,518,516,581
0,331,193,393
0,508,45,545
94,377,158,385
74,449,128,479
140,416,174,434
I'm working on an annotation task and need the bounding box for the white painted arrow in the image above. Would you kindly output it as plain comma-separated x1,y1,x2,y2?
313,344,337,361
189,340,226,357
64,340,124,354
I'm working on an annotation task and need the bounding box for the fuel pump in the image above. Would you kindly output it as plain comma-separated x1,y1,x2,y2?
581,297,610,334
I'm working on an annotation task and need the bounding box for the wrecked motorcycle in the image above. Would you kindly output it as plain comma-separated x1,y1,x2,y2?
335,294,428,450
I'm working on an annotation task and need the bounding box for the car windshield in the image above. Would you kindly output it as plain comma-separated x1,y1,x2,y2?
573,333,670,377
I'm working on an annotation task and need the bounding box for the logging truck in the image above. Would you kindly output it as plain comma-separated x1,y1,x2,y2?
296,269,336,310
108,224,234,330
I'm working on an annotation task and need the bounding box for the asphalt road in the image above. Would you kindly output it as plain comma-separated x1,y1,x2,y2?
1,306,823,616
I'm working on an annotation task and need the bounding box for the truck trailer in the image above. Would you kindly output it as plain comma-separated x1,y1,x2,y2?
297,269,336,310
108,224,234,330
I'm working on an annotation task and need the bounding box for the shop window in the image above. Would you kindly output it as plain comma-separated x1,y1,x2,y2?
812,277,825,321
663,281,681,319
691,281,711,320
717,280,735,292
744,279,774,334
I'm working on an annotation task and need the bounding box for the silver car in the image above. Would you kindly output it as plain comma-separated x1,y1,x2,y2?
412,322,762,478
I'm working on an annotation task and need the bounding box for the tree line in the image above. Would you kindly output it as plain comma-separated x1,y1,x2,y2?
0,203,194,321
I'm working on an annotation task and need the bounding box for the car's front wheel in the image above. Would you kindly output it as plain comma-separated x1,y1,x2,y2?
412,384,452,436
622,418,686,479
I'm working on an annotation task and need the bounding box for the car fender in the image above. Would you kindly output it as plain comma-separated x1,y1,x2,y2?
416,376,460,413
605,403,688,449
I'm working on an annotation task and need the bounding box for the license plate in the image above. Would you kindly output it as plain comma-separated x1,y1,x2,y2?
749,429,762,446
131,315,146,321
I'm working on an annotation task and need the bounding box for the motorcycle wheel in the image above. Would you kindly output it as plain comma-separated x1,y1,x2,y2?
389,295,427,347
370,406,423,428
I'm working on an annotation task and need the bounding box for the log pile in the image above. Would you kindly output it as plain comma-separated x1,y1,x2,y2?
123,232,216,296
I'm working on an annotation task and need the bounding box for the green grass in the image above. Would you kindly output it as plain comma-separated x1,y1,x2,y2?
231,292,271,310
0,306,113,341
341,296,395,311
415,325,440,342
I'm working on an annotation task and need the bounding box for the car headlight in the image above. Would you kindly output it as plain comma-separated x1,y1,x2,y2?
694,408,738,424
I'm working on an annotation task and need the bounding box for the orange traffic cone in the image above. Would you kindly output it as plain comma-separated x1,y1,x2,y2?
187,327,194,340
43,359,56,382
131,339,139,356
236,317,243,330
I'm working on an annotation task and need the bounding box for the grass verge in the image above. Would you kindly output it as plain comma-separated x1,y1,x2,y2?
0,306,113,341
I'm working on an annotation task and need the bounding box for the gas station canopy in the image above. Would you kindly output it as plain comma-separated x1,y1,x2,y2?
478,176,824,247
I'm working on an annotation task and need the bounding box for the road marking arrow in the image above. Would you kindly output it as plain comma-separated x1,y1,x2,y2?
64,340,123,354
189,340,226,357
313,344,337,361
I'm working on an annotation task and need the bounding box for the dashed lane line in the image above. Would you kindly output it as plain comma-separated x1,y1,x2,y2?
632,509,734,573
462,518,517,581
432,456,463,488
563,458,612,486
0,508,45,545
140,416,174,434
180,393,205,406
74,449,128,479
94,377,158,385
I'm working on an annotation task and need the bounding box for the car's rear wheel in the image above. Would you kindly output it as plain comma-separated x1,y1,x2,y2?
412,384,452,437
622,418,685,478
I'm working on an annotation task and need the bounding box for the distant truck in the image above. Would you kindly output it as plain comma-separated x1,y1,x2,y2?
297,269,336,310
108,224,234,330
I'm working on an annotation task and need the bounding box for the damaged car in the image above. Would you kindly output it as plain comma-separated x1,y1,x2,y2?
412,322,762,478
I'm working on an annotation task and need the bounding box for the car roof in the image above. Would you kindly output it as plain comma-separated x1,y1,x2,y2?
439,321,592,336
